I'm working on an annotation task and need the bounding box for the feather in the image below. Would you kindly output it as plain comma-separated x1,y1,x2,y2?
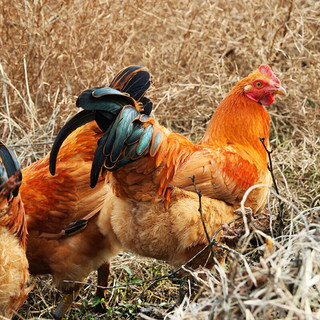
150,130,163,156
136,125,153,156
109,66,151,102
77,87,137,113
49,110,95,175
140,97,153,116
50,89,140,176
0,142,22,197
64,219,88,236
50,66,153,178
90,110,156,183
89,104,156,187
92,87,125,98
126,124,145,145
124,144,140,160
110,107,140,163
77,87,136,111
90,128,111,188
0,163,9,188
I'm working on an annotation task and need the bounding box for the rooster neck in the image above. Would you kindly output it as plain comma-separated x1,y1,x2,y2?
201,90,270,164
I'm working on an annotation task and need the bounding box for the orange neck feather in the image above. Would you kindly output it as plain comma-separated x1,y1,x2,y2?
10,195,27,248
201,85,270,166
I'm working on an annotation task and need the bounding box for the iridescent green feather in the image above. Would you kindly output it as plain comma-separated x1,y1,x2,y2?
110,107,140,163
136,125,153,156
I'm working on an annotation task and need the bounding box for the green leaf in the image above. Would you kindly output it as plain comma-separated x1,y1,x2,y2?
82,299,88,309
123,266,132,277
91,297,102,308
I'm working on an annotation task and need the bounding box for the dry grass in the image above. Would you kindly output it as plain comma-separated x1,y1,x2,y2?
1,0,320,319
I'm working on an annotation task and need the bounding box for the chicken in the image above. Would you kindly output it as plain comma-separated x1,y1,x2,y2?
0,142,29,318
19,66,152,318
50,65,285,269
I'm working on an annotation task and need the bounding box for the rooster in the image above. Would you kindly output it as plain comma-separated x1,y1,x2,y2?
50,65,285,269
0,142,29,318
20,66,152,318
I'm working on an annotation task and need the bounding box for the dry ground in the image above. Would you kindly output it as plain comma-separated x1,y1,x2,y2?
0,0,320,319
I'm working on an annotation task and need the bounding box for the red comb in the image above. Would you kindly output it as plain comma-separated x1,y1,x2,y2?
259,65,280,84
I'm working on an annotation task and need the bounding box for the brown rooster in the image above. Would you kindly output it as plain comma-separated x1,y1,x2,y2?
50,65,285,270
20,66,152,318
0,142,29,318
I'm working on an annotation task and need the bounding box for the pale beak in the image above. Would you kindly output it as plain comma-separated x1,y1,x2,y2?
272,85,286,95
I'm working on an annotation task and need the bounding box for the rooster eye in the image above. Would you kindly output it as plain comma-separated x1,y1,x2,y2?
255,81,263,88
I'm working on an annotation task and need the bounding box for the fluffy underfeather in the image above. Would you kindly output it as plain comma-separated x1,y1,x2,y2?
0,227,29,318
107,187,237,268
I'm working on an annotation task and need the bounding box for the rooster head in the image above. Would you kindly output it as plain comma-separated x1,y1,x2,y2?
243,64,286,105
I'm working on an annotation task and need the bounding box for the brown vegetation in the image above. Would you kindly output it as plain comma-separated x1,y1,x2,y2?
0,0,319,318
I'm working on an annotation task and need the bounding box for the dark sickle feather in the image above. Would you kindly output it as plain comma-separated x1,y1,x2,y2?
0,142,22,196
90,127,112,188
49,110,95,175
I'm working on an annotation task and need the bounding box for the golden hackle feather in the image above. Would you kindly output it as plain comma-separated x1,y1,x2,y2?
201,70,271,165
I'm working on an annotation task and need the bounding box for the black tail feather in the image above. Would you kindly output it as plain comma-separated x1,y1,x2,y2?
50,66,153,179
49,110,95,175
90,128,112,188
0,142,22,197
109,66,151,102
64,219,88,236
